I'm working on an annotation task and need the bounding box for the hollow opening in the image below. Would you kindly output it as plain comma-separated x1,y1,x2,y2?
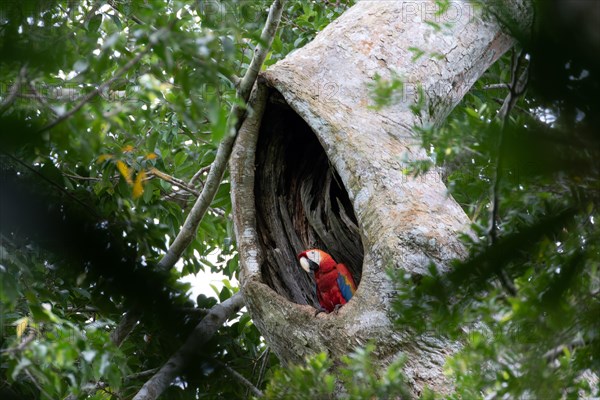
254,88,364,308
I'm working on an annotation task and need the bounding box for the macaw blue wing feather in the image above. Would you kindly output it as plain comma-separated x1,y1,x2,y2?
337,272,355,302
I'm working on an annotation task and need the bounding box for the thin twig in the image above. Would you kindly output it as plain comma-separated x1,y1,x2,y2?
216,359,264,398
189,165,211,187
491,97,532,116
489,48,528,296
27,81,59,117
24,368,52,399
110,311,139,347
126,368,161,381
482,83,510,90
149,167,200,196
254,347,270,393
65,368,161,400
62,172,107,182
0,330,37,354
3,153,103,220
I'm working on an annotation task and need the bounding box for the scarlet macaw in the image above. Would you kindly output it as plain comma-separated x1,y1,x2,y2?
298,249,356,313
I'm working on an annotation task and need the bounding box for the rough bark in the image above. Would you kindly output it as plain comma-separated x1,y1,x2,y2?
231,0,530,396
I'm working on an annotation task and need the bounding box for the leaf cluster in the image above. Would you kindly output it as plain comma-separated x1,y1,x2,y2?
263,345,412,400
391,2,600,398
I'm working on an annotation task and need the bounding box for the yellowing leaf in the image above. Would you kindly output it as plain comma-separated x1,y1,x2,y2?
122,145,134,153
116,160,133,184
145,152,158,160
96,154,113,163
133,170,146,199
14,317,29,339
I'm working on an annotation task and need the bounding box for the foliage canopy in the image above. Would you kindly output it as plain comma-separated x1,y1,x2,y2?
1,1,598,399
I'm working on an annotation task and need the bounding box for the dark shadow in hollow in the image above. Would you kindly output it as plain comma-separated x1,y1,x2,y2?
254,89,364,308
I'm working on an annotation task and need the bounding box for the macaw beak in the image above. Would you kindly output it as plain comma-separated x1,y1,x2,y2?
299,256,319,273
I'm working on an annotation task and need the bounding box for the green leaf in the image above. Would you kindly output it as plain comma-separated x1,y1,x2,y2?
11,357,32,380
86,14,103,32
408,46,425,61
108,13,122,30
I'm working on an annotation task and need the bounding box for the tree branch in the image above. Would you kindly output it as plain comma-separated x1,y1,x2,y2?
0,65,27,116
149,167,200,196
483,83,510,90
3,153,102,220
253,347,271,395
107,0,145,26
237,0,285,102
189,165,211,188
64,368,161,400
108,0,283,382
24,368,52,399
126,368,161,381
543,338,586,363
38,48,150,133
215,360,264,398
132,292,245,400
0,330,37,355
157,0,286,271
489,49,529,296
110,311,139,347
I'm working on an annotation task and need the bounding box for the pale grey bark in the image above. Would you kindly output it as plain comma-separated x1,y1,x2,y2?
231,0,531,396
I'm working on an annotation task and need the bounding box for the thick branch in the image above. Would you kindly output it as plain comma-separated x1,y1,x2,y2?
157,0,286,270
132,292,245,400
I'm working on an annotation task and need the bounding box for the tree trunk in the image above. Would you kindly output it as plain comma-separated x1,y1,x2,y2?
231,0,530,396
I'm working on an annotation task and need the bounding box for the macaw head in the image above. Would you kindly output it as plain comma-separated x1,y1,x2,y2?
298,249,335,273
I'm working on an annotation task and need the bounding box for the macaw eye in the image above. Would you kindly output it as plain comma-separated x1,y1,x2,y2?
311,251,320,264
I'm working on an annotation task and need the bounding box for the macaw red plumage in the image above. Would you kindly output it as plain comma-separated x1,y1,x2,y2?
298,249,357,313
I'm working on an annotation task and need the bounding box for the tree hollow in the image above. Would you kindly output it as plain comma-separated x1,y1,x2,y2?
255,89,363,308
231,1,529,396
